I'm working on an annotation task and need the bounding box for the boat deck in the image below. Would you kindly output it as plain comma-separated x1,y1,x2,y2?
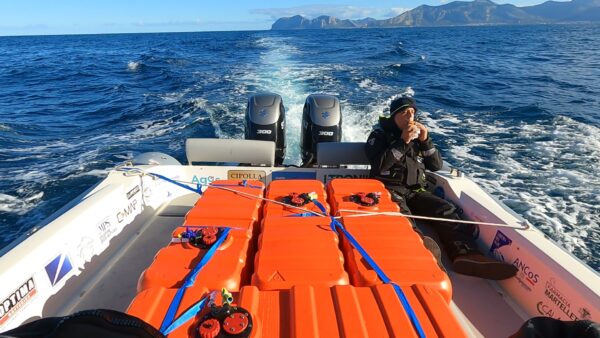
42,193,525,337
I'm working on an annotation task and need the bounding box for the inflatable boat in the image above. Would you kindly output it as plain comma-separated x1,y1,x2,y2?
0,94,598,337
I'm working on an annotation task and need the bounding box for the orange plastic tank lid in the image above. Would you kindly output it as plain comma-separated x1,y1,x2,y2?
138,232,252,292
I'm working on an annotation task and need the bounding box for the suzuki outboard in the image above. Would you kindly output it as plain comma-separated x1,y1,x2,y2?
245,93,286,166
300,94,342,166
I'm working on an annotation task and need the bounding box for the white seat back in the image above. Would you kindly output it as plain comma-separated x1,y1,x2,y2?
185,138,275,166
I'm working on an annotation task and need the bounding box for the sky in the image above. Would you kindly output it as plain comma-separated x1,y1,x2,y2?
0,0,557,36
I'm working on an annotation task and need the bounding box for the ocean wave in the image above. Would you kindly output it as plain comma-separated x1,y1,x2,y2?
357,78,383,91
0,192,44,215
431,111,600,268
2,26,599,270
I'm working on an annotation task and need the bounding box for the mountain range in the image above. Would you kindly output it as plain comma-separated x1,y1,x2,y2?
271,0,600,29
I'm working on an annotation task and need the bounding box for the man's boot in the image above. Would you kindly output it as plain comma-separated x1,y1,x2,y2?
448,241,517,280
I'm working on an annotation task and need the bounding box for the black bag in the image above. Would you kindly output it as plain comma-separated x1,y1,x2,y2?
1,309,164,338
510,316,600,338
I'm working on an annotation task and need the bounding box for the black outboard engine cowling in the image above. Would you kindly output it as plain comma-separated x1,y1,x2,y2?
301,94,342,166
245,93,286,166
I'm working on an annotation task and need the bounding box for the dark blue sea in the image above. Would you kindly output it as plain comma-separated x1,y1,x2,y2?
0,24,599,271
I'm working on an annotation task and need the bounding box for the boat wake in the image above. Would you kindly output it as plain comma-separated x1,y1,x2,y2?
421,109,600,270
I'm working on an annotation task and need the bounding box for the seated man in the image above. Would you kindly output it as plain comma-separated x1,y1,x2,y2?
365,96,517,280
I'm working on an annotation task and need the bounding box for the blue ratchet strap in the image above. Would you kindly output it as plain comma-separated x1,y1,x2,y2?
308,198,337,231
329,218,426,338
152,173,203,195
211,180,262,189
309,198,328,214
162,296,208,335
159,227,231,334
286,212,317,217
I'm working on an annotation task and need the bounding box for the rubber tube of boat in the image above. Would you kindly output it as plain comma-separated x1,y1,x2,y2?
300,94,342,167
245,93,286,166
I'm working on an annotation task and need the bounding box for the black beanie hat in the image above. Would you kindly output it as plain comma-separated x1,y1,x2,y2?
390,96,417,117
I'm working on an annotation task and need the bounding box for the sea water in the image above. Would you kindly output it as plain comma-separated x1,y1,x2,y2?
0,24,598,271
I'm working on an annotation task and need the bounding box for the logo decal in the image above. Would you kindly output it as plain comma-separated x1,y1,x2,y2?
191,175,219,186
323,174,369,183
322,111,330,119
0,278,37,327
76,236,95,262
227,170,266,183
97,218,116,244
256,129,272,135
45,253,73,287
489,230,512,261
258,109,267,117
579,307,591,320
544,278,579,320
116,199,139,223
537,301,555,317
126,185,140,200
513,258,540,291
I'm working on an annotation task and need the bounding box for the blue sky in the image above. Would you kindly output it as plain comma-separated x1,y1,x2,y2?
1,0,556,36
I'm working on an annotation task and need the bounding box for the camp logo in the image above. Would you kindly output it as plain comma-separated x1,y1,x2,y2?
489,230,512,262
544,278,578,320
116,199,139,223
228,170,266,183
512,258,540,291
0,278,37,327
45,253,73,287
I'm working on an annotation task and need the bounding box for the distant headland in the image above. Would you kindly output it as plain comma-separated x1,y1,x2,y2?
271,0,600,29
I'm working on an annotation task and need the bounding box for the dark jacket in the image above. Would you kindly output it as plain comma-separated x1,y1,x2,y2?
365,117,443,194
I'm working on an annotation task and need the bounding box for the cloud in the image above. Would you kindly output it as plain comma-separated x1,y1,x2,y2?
390,7,411,16
251,5,410,20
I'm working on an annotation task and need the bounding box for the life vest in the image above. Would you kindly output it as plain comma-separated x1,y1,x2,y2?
369,119,428,192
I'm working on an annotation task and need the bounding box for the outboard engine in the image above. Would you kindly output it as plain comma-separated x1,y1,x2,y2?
300,94,342,166
245,93,286,166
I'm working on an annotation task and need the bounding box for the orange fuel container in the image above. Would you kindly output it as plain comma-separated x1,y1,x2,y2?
138,227,253,292
185,180,264,222
238,284,466,338
252,216,349,290
326,178,399,216
127,286,209,338
327,179,451,303
263,179,330,217
339,215,452,303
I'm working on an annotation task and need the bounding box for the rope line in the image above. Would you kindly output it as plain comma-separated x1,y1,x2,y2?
115,166,530,230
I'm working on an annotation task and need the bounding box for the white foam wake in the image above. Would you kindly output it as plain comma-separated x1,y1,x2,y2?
0,192,44,215
127,61,141,71
420,110,600,267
